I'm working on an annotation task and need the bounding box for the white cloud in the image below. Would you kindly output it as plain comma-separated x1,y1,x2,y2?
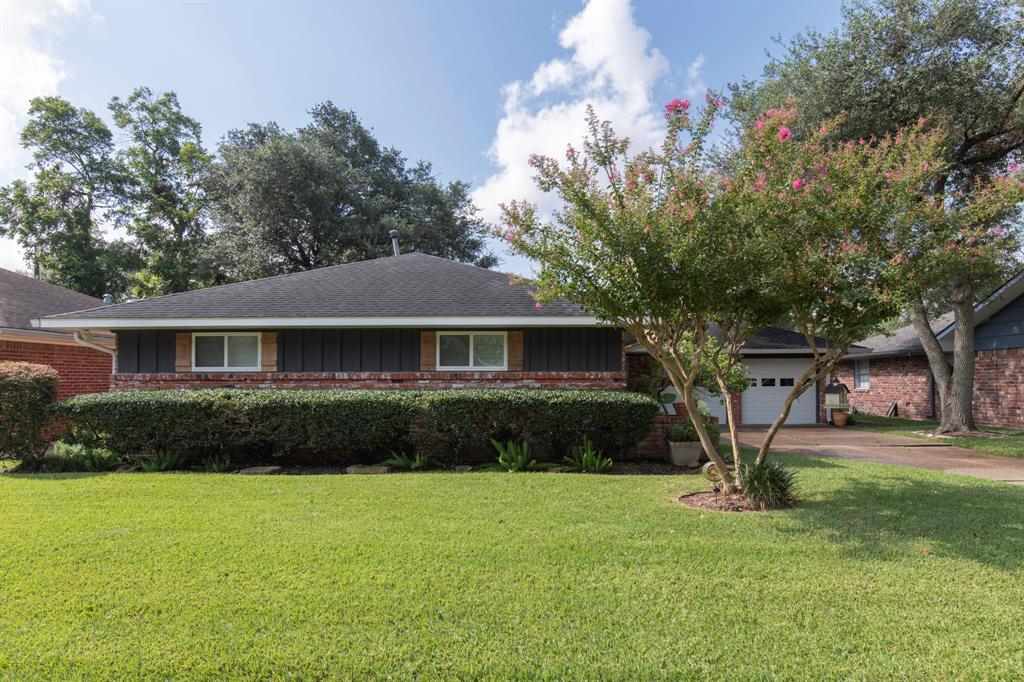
683,53,706,98
471,0,682,275
0,0,93,272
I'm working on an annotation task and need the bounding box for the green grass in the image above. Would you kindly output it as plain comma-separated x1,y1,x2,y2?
2,456,1023,679
849,413,1024,459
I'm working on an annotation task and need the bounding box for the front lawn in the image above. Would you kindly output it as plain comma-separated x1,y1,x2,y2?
2,457,1023,679
849,413,1024,459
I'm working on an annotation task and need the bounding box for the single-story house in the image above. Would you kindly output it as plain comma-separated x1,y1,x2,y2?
36,252,625,391
1,267,113,398
627,327,834,426
836,270,1024,428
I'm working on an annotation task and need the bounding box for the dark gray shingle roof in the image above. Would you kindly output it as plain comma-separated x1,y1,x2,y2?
45,253,588,321
853,312,954,356
0,268,104,334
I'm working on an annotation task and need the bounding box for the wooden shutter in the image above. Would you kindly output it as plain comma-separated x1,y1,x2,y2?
420,331,436,371
174,333,191,372
507,331,524,371
261,332,278,372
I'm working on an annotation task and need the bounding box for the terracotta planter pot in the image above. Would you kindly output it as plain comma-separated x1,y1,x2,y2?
832,411,849,427
668,441,702,468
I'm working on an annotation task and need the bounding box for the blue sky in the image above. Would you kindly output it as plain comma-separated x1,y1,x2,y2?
1,0,845,274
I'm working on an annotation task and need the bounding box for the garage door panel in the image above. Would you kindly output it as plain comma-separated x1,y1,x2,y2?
741,359,817,425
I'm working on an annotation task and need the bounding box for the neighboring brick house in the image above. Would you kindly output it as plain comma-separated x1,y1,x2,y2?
37,252,626,392
836,270,1024,428
1,268,113,398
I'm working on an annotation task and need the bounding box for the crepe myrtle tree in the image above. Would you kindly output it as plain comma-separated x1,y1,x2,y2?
736,106,952,463
501,96,948,488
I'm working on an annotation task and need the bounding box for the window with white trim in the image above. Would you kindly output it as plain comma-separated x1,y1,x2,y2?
192,332,261,371
854,359,870,389
436,331,507,370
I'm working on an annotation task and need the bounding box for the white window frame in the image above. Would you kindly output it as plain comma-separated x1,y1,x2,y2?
854,359,870,390
192,332,262,371
436,331,508,371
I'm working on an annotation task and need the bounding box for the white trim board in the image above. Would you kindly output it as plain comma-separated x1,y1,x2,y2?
35,315,603,330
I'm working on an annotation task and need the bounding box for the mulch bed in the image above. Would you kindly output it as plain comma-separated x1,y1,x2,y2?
611,460,702,475
677,491,796,513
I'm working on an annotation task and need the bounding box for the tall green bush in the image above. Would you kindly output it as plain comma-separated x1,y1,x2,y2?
0,361,59,461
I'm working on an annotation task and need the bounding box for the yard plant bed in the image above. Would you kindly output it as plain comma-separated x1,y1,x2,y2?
2,454,1022,679
676,490,793,512
849,413,1024,459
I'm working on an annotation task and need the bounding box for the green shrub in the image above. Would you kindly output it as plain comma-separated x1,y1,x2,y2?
562,437,613,473
140,449,189,472
739,460,797,510
202,454,233,473
381,452,439,471
420,389,657,463
666,418,721,450
492,440,541,472
55,388,658,465
0,361,59,461
55,389,420,460
33,441,120,473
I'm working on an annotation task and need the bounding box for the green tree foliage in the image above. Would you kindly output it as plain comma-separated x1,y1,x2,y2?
501,97,946,490
0,97,141,297
207,102,496,280
729,0,1024,432
109,87,214,296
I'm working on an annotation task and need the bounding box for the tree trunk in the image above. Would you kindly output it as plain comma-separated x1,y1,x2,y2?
716,374,741,466
678,379,737,494
910,282,977,434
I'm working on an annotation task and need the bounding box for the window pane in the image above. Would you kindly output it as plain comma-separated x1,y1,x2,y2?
761,378,776,387
194,336,224,368
780,377,794,387
439,334,470,367
473,334,505,368
227,335,259,368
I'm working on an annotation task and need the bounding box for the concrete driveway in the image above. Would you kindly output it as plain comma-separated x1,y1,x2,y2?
730,425,1024,485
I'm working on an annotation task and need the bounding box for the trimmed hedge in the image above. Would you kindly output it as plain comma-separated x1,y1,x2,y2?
56,389,420,462
0,361,59,460
55,388,658,464
419,389,658,462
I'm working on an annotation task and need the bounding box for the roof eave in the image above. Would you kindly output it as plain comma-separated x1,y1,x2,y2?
35,315,604,330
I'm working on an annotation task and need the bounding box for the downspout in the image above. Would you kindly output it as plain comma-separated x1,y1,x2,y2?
74,330,116,358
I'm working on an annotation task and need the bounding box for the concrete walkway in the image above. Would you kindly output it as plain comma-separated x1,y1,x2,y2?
730,425,1024,485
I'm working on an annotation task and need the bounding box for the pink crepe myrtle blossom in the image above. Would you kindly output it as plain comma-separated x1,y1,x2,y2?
917,116,927,126
626,180,637,191
755,119,765,130
565,145,577,160
777,127,792,141
791,178,804,190
922,162,930,172
664,98,690,116
535,302,543,310
993,226,1009,237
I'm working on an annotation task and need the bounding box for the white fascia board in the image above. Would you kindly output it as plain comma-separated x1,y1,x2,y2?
35,315,603,330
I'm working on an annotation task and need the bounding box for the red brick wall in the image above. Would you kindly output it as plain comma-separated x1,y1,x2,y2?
112,370,626,391
834,355,933,420
973,348,1024,428
0,339,112,399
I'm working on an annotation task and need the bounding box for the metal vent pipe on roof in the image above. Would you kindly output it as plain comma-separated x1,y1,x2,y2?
389,230,401,256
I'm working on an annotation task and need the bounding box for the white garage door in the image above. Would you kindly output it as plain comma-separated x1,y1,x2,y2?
741,358,817,425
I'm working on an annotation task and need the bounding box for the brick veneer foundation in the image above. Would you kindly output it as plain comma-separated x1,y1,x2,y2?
0,339,112,399
112,370,627,391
